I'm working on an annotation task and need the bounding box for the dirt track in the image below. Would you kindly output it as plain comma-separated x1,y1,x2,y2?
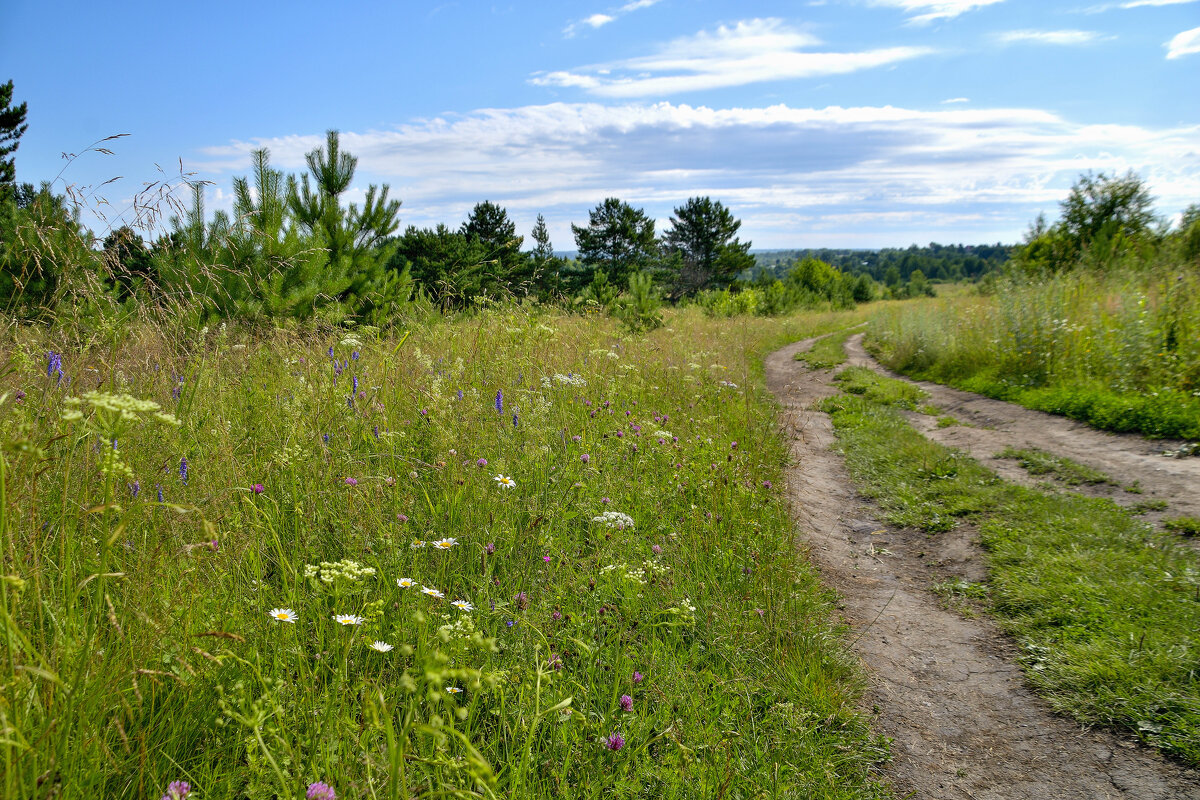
766,337,1200,800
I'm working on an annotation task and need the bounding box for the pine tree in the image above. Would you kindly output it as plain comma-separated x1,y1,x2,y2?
0,80,29,204
661,197,752,298
572,198,657,288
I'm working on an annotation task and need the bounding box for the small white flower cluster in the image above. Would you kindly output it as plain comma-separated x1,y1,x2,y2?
438,613,477,641
642,559,670,576
600,563,647,585
61,391,180,427
339,334,365,350
719,381,739,389
653,430,673,439
303,559,377,584
540,373,587,388
273,442,305,468
670,597,698,624
591,511,635,530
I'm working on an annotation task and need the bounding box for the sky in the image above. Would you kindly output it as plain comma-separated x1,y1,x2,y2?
2,0,1198,249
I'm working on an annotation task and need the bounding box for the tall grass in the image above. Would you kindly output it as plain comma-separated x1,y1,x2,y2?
0,305,890,799
868,262,1200,439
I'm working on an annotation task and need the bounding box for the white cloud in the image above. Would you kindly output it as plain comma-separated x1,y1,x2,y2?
533,19,932,97
1123,0,1197,8
1165,26,1200,58
941,97,970,103
996,29,1109,45
584,13,614,27
564,0,660,37
871,0,1005,24
194,101,1200,247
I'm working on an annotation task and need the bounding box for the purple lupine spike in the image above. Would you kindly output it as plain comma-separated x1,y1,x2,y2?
327,346,334,358
373,425,379,439
351,350,359,361
495,390,503,414
130,481,140,499
457,389,463,401
179,457,188,485
352,376,358,394
156,484,164,503
513,412,519,427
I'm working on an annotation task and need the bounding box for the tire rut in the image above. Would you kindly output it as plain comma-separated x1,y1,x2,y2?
766,337,1200,800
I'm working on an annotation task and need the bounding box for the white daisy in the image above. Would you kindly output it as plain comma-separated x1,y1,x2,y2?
410,539,427,549
432,537,458,550
368,641,394,652
332,614,364,626
446,686,463,694
268,608,297,623
396,577,415,589
493,474,516,489
421,586,444,599
450,599,474,612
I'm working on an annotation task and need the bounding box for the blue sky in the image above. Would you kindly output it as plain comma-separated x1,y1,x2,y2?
3,0,1198,248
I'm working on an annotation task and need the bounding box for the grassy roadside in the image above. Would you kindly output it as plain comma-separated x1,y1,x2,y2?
793,325,862,371
0,307,892,799
819,369,1200,766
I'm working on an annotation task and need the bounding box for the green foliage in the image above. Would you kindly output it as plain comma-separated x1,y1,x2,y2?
995,447,1114,486
794,329,855,370
0,79,28,202
0,309,893,798
572,198,658,289
660,196,753,298
823,389,1200,764
614,270,663,333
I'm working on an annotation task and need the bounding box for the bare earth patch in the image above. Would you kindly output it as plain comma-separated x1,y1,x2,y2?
766,337,1200,799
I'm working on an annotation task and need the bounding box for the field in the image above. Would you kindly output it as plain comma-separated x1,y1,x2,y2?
0,307,893,799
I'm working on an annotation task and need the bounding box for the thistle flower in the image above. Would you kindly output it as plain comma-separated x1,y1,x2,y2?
476,458,488,468
307,782,336,800
161,780,191,800
581,453,590,464
268,608,298,623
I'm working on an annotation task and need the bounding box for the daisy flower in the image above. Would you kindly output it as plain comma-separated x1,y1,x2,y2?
368,641,394,652
446,686,463,694
410,539,427,549
396,577,415,589
421,586,444,599
332,614,364,626
451,599,474,612
493,474,516,489
268,608,297,623
432,537,458,550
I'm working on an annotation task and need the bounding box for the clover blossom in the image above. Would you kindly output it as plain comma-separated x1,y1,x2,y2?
161,780,191,800
307,781,336,800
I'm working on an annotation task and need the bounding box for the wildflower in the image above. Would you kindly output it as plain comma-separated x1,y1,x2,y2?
606,732,625,751
352,376,359,394
432,538,458,550
130,481,140,498
619,694,633,712
373,425,380,439
513,591,528,609
179,456,188,485
513,412,519,427
763,480,772,489
156,484,164,503
495,389,503,414
485,542,496,554
543,554,551,563
352,350,360,361
307,782,336,800
505,620,515,627
476,458,488,468
551,610,562,621
601,497,610,504
327,346,335,358
395,512,407,521
396,577,415,588
581,453,590,464
46,351,63,384
494,474,516,489
368,641,394,652
446,686,463,694
344,477,358,487
592,511,635,530
323,433,330,443
632,671,644,684
421,586,444,599
332,614,364,626
451,599,474,611
252,483,265,494
652,544,662,555
410,539,427,549
268,608,298,623
12,389,24,403
161,780,191,800
456,389,464,400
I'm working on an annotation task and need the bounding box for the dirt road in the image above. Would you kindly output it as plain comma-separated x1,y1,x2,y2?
766,337,1200,799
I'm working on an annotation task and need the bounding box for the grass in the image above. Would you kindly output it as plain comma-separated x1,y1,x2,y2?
866,265,1200,441
0,306,893,799
1163,517,1200,536
833,367,927,411
819,389,1200,766
995,447,1115,486
793,327,859,370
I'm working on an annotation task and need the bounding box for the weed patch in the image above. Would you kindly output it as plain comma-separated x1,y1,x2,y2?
995,447,1115,486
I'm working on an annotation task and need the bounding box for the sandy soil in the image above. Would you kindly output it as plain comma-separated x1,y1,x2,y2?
765,337,1200,799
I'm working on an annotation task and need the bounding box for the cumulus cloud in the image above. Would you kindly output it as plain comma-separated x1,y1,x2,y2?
996,29,1109,45
870,0,1005,24
1165,26,1200,58
533,18,932,97
193,101,1200,247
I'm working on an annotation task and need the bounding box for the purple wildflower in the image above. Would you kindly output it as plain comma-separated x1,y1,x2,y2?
763,480,772,489
551,610,562,621
179,457,188,486
396,513,408,522
344,477,358,487
327,346,335,358
632,671,644,684
619,694,633,712
581,453,590,464
514,591,528,610
513,412,519,427
485,542,495,554
156,484,164,503
505,620,516,628
572,435,582,442
373,425,380,439
351,350,360,361
456,389,464,400
543,554,551,563
476,458,487,468
130,481,140,499
46,351,63,384
495,389,503,414
606,732,625,751
652,544,662,555
161,780,191,800
306,782,336,800
323,433,330,443
252,483,265,494
13,389,24,403
352,376,358,394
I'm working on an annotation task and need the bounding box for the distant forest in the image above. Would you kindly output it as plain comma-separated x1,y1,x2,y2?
751,243,1013,285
